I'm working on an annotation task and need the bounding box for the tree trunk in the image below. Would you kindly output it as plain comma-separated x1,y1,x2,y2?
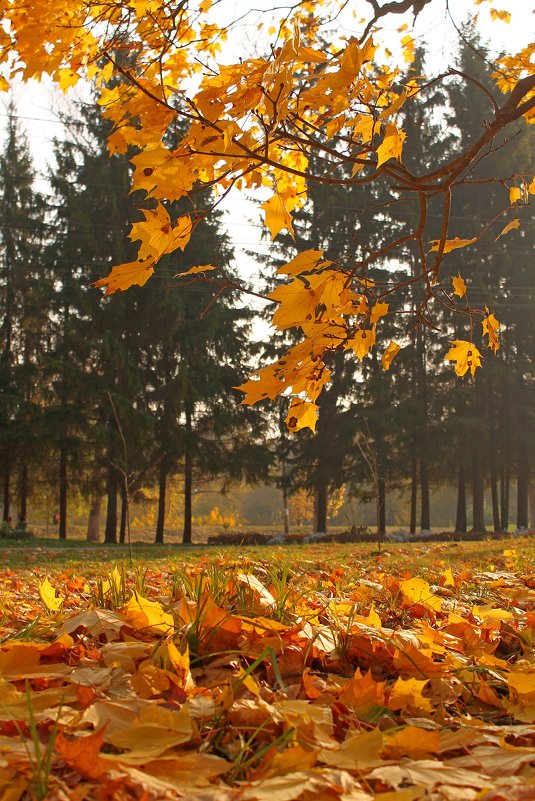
500,464,510,532
155,461,167,544
19,463,28,522
86,495,101,542
472,440,486,532
377,475,386,540
59,444,67,539
409,450,417,534
528,483,535,529
119,485,127,544
455,466,467,534
315,478,328,534
416,327,430,532
420,459,430,531
2,453,10,522
104,464,118,544
516,451,529,530
487,374,500,532
182,405,193,544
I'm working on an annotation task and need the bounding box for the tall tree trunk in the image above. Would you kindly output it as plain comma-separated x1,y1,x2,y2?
59,444,67,539
19,463,28,522
155,460,167,544
2,453,9,522
315,478,328,534
119,485,127,544
500,464,510,532
528,483,535,530
377,475,386,541
472,439,486,532
487,375,500,532
182,405,193,544
104,463,118,544
516,445,529,530
409,449,417,534
420,459,430,531
86,495,101,542
416,327,431,531
455,465,467,534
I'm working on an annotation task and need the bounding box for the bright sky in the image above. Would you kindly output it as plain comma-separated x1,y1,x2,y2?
1,0,532,305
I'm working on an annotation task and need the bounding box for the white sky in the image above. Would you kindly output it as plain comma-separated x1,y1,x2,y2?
1,0,533,307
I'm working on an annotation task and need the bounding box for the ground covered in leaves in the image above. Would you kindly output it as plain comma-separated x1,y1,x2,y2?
1,539,534,801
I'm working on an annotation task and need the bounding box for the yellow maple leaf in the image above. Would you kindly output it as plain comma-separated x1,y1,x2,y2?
400,577,442,613
277,249,325,276
529,178,535,195
94,258,155,295
285,399,318,433
369,301,389,324
451,273,467,298
442,567,455,587
376,123,405,167
57,68,79,91
381,341,400,371
261,193,295,240
38,577,62,611
482,311,500,353
389,677,432,712
429,237,477,253
496,218,520,240
346,326,376,360
445,340,482,377
490,9,511,23
509,186,523,204
121,592,174,635
174,264,217,278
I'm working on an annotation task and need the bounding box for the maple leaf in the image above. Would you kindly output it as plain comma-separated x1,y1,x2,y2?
496,218,520,240
345,326,376,360
277,249,325,276
121,591,174,635
482,311,501,353
376,123,406,166
261,193,295,240
173,264,217,278
452,273,467,298
381,340,400,371
94,258,155,295
285,399,318,433
429,237,478,253
369,301,389,324
445,340,482,377
38,577,62,611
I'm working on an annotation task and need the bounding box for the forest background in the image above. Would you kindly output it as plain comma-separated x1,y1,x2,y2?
0,3,534,544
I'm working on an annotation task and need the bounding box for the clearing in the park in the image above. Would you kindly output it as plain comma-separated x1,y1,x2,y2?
0,538,534,799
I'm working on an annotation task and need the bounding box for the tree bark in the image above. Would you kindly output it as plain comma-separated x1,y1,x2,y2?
19,463,28,522
455,465,467,534
420,459,430,531
500,464,510,533
59,444,67,539
528,483,535,530
104,463,118,544
182,405,193,544
155,460,167,544
487,375,500,532
86,495,101,541
315,477,328,534
377,475,386,541
2,453,10,522
119,484,127,544
471,438,486,532
409,450,417,534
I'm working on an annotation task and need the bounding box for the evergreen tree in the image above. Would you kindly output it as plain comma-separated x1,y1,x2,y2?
0,102,46,524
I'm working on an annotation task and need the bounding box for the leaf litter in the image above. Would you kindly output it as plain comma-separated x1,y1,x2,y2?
0,540,534,800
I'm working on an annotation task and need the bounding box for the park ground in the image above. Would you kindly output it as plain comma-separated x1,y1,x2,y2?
0,537,534,800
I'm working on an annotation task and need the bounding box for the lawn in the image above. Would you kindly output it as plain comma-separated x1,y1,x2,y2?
0,537,534,800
